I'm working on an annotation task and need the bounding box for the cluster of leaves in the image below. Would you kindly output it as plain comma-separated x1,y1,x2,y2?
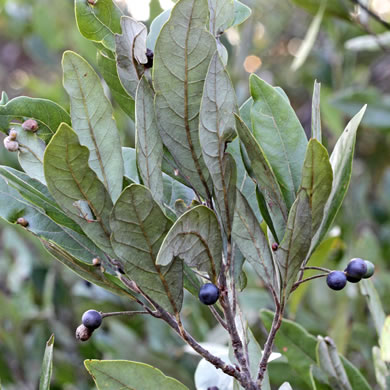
0,0,386,389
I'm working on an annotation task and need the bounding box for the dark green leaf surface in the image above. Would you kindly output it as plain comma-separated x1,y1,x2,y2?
153,0,216,200
311,106,366,251
232,190,277,290
235,114,287,242
275,190,311,297
199,51,237,235
62,51,124,202
0,96,70,143
340,355,372,390
44,123,114,256
96,50,135,119
115,16,147,99
84,360,189,390
156,205,222,282
110,184,183,313
122,147,140,183
39,334,54,390
136,77,164,203
250,74,308,208
75,0,122,51
300,139,332,236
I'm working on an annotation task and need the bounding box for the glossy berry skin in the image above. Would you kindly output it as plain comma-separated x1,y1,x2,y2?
345,258,367,279
346,274,361,283
82,310,102,330
199,283,220,305
363,260,375,279
326,271,347,291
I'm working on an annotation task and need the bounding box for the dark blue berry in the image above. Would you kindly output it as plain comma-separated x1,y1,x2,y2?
207,387,219,390
326,271,347,291
345,258,367,279
145,49,154,69
346,274,361,283
199,283,220,305
363,260,375,279
82,310,102,330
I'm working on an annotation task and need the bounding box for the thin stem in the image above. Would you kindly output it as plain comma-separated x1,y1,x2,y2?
349,0,390,30
101,310,150,318
256,304,283,386
301,266,331,273
290,273,328,293
209,305,228,330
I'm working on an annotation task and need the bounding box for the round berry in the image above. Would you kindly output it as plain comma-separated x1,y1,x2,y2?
345,258,367,279
82,310,102,330
145,48,154,69
199,283,220,305
271,243,278,251
326,271,347,291
207,387,219,390
75,324,93,341
346,274,361,283
363,260,375,279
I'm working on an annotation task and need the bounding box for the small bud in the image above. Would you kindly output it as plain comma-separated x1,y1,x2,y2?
3,136,19,152
16,217,29,227
145,48,154,69
22,119,39,132
8,129,17,140
174,168,179,176
75,324,93,342
271,243,278,251
92,257,101,266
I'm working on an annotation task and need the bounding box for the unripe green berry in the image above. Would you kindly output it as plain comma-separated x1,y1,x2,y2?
363,260,375,279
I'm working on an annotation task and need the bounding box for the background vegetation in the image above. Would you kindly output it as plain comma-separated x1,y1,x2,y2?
0,0,389,388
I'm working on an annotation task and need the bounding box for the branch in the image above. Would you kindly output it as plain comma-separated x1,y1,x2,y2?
349,0,390,30
290,273,328,293
101,310,150,318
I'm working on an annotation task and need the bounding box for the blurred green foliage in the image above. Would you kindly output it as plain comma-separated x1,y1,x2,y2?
0,0,389,388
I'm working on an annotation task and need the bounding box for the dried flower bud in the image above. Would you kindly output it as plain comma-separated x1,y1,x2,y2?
3,136,19,152
75,324,93,341
8,129,17,140
22,119,39,132
16,217,29,227
92,257,101,266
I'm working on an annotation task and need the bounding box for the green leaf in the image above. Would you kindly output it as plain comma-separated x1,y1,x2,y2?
373,346,390,390
0,172,108,265
232,190,277,290
300,139,332,236
208,0,235,36
380,316,390,362
146,9,171,51
316,336,352,390
235,114,288,242
233,0,252,26
153,0,216,200
0,96,71,143
359,279,386,338
136,77,164,203
39,334,54,390
115,16,147,99
276,190,312,298
340,355,372,390
199,51,237,235
96,50,135,119
260,309,318,387
162,174,195,214
44,123,114,256
156,205,222,282
290,0,351,20
13,124,46,185
291,1,326,71
42,240,136,299
84,360,189,390
311,80,322,142
110,184,183,313
0,91,9,105
62,51,124,203
122,147,140,183
311,105,366,252
75,0,122,51
250,74,308,208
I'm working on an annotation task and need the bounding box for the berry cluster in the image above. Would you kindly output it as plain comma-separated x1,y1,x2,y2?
326,258,375,291
75,310,103,342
